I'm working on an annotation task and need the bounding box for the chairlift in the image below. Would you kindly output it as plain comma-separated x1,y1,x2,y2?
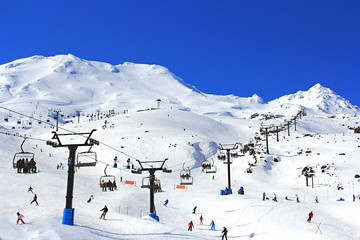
76,146,97,168
201,159,217,173
141,176,158,189
12,138,35,169
99,165,115,187
180,163,193,185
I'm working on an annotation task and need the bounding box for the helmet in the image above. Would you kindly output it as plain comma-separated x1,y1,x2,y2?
17,212,20,215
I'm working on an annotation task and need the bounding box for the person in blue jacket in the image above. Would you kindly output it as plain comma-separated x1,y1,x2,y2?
164,199,169,207
210,220,215,230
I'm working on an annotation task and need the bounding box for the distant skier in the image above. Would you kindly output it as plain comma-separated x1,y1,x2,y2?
188,220,194,231
30,194,38,205
307,211,313,222
353,194,356,202
199,215,203,225
263,192,266,201
87,195,94,203
296,194,300,203
315,196,318,203
164,199,169,207
273,193,277,202
221,227,228,240
210,220,215,230
27,186,33,193
16,212,25,224
192,206,197,214
100,205,108,219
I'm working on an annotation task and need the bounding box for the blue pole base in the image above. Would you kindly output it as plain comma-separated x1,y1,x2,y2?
62,208,75,225
220,189,232,195
149,213,159,222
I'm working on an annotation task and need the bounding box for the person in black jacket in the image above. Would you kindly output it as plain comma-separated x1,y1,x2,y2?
100,205,108,219
222,227,228,240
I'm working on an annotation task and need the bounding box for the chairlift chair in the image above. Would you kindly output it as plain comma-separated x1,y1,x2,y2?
141,176,158,189
76,150,97,168
180,164,193,185
99,165,115,187
202,159,217,173
12,138,35,169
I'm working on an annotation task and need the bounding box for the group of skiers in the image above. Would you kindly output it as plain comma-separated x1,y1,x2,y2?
16,158,37,173
187,218,227,239
100,180,117,191
16,187,39,224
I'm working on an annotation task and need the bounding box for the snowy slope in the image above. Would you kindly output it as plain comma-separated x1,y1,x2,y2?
0,55,360,240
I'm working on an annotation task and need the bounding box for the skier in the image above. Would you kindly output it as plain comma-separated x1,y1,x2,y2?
28,186,33,193
192,206,197,214
199,215,203,225
188,220,194,231
315,196,318,203
87,195,94,203
100,205,108,219
30,194,38,205
273,193,277,202
296,194,300,203
163,199,169,207
221,227,228,240
307,211,313,222
263,192,266,201
16,212,25,224
210,220,215,230
353,194,356,202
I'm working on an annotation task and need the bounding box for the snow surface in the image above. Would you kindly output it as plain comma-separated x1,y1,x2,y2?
0,55,360,240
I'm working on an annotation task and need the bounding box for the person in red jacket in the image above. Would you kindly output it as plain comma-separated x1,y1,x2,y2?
16,212,25,224
188,220,194,231
307,211,313,222
199,215,203,225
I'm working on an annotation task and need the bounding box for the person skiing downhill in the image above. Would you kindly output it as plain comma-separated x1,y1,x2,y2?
210,220,215,230
199,215,203,225
221,227,228,240
16,212,25,224
192,206,197,214
30,194,38,205
27,186,33,193
188,220,194,231
163,199,169,207
87,195,94,203
100,205,108,219
307,211,313,222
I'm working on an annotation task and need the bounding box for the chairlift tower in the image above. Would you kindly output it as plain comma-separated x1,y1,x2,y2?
218,143,238,193
53,109,61,131
47,129,98,226
76,110,82,124
132,158,171,221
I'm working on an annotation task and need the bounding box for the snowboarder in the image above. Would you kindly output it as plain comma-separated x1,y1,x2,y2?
87,195,94,203
315,196,318,203
30,194,38,205
221,227,228,240
188,220,194,231
100,205,108,219
16,212,25,224
199,215,203,225
192,206,197,214
307,211,313,222
27,186,33,193
164,199,169,207
210,220,215,230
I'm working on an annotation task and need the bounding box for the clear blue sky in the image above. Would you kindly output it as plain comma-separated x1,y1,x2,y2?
1,0,359,105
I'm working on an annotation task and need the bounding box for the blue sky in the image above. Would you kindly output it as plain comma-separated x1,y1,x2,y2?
0,0,359,105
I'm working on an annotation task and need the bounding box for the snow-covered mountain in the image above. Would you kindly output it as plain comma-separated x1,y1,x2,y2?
0,55,358,120
270,83,359,115
1,55,360,240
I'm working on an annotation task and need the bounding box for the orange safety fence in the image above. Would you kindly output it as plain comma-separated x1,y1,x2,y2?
175,185,186,189
125,180,135,185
